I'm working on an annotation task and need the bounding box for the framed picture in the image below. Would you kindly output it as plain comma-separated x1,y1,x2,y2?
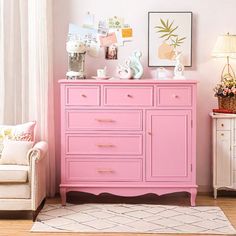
148,12,192,67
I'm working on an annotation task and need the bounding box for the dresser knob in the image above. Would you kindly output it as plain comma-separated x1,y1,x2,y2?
173,94,179,98
127,94,133,98
81,94,87,98
221,133,224,136
221,124,224,127
148,132,152,135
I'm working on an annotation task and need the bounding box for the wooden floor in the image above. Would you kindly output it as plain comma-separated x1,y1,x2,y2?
0,192,236,236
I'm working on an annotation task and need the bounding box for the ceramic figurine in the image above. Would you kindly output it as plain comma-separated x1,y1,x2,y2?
129,50,143,79
117,59,133,79
173,51,185,79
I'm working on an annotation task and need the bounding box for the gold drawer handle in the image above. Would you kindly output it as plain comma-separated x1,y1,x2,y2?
127,94,133,98
97,144,115,148
96,118,115,123
81,94,87,98
97,168,114,173
172,94,179,98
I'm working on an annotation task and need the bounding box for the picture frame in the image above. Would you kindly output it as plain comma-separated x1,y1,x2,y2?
148,11,192,67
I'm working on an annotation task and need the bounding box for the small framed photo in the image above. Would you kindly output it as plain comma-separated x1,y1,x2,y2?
105,44,118,60
148,12,192,67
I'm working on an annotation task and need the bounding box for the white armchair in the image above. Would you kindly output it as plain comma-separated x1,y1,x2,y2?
0,141,48,221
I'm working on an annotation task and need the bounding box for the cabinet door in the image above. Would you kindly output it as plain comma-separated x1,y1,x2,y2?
215,130,232,187
146,110,192,182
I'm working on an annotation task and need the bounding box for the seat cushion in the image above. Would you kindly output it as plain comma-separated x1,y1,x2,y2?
0,165,29,183
0,183,30,199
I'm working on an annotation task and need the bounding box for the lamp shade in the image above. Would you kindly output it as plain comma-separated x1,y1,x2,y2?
212,34,236,58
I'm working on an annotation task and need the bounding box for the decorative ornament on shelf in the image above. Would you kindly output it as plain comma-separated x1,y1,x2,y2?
117,59,133,79
173,51,185,79
129,50,144,79
66,39,87,80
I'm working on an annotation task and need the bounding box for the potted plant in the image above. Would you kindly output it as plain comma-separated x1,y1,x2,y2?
214,75,236,112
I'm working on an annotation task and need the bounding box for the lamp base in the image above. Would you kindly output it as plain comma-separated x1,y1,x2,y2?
221,58,235,80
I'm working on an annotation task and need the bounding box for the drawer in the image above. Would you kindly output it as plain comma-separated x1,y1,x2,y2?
66,110,142,131
104,86,153,106
65,86,100,106
66,134,142,155
66,159,142,182
157,87,192,107
217,119,231,130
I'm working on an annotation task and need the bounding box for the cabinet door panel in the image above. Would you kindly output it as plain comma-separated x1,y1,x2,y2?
216,131,232,187
146,110,191,182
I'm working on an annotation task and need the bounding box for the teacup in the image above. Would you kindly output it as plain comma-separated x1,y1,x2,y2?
97,69,106,78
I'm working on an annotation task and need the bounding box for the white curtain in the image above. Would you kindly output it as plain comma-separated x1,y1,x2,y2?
0,0,55,196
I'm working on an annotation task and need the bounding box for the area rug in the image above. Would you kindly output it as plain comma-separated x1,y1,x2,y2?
31,203,236,234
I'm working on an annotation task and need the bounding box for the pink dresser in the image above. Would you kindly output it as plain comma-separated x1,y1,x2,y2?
59,79,197,206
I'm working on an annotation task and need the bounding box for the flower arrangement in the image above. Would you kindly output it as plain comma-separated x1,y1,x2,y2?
214,76,236,98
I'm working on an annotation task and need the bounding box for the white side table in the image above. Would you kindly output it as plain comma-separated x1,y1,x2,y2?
210,113,236,199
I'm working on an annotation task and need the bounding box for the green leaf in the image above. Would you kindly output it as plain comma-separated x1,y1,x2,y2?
168,20,174,30
154,26,164,29
169,26,178,34
160,18,167,28
179,37,186,41
157,29,170,33
166,19,169,28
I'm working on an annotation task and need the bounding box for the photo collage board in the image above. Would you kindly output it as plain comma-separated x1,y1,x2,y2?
68,12,133,60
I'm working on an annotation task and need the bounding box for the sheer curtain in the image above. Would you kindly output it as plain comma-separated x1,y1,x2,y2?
0,0,55,196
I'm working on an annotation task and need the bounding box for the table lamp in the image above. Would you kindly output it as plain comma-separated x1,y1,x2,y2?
212,33,236,80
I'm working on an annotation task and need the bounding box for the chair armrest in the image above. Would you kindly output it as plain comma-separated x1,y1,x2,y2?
28,141,48,163
29,141,48,210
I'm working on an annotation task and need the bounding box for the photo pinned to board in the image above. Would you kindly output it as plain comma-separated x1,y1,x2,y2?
105,44,118,60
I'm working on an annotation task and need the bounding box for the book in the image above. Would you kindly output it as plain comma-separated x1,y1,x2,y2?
212,108,236,114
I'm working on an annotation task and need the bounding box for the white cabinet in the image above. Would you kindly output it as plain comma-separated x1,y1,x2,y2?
211,113,236,198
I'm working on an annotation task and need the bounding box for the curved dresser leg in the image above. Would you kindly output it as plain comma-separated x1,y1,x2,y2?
190,188,197,206
60,187,67,206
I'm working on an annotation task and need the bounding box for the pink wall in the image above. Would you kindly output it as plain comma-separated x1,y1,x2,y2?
53,0,236,192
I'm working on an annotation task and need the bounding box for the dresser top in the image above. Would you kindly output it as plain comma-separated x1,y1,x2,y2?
58,79,198,84
210,112,236,118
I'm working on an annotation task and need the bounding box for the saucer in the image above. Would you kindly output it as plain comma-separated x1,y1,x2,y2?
92,76,111,80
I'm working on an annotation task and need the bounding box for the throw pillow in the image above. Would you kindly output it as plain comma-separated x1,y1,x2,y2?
0,140,34,165
0,121,36,157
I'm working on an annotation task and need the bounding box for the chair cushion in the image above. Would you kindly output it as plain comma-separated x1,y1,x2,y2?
0,121,36,158
0,165,29,183
1,140,34,165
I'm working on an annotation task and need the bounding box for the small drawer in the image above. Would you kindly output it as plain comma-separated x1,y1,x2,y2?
66,159,142,182
65,86,100,106
216,119,231,130
104,86,153,106
66,134,142,155
66,110,142,131
157,87,192,107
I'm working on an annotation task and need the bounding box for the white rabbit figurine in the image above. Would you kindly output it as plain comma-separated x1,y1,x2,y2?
173,52,185,80
117,59,133,79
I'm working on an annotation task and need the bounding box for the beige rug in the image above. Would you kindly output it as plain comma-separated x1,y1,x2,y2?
31,203,236,234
